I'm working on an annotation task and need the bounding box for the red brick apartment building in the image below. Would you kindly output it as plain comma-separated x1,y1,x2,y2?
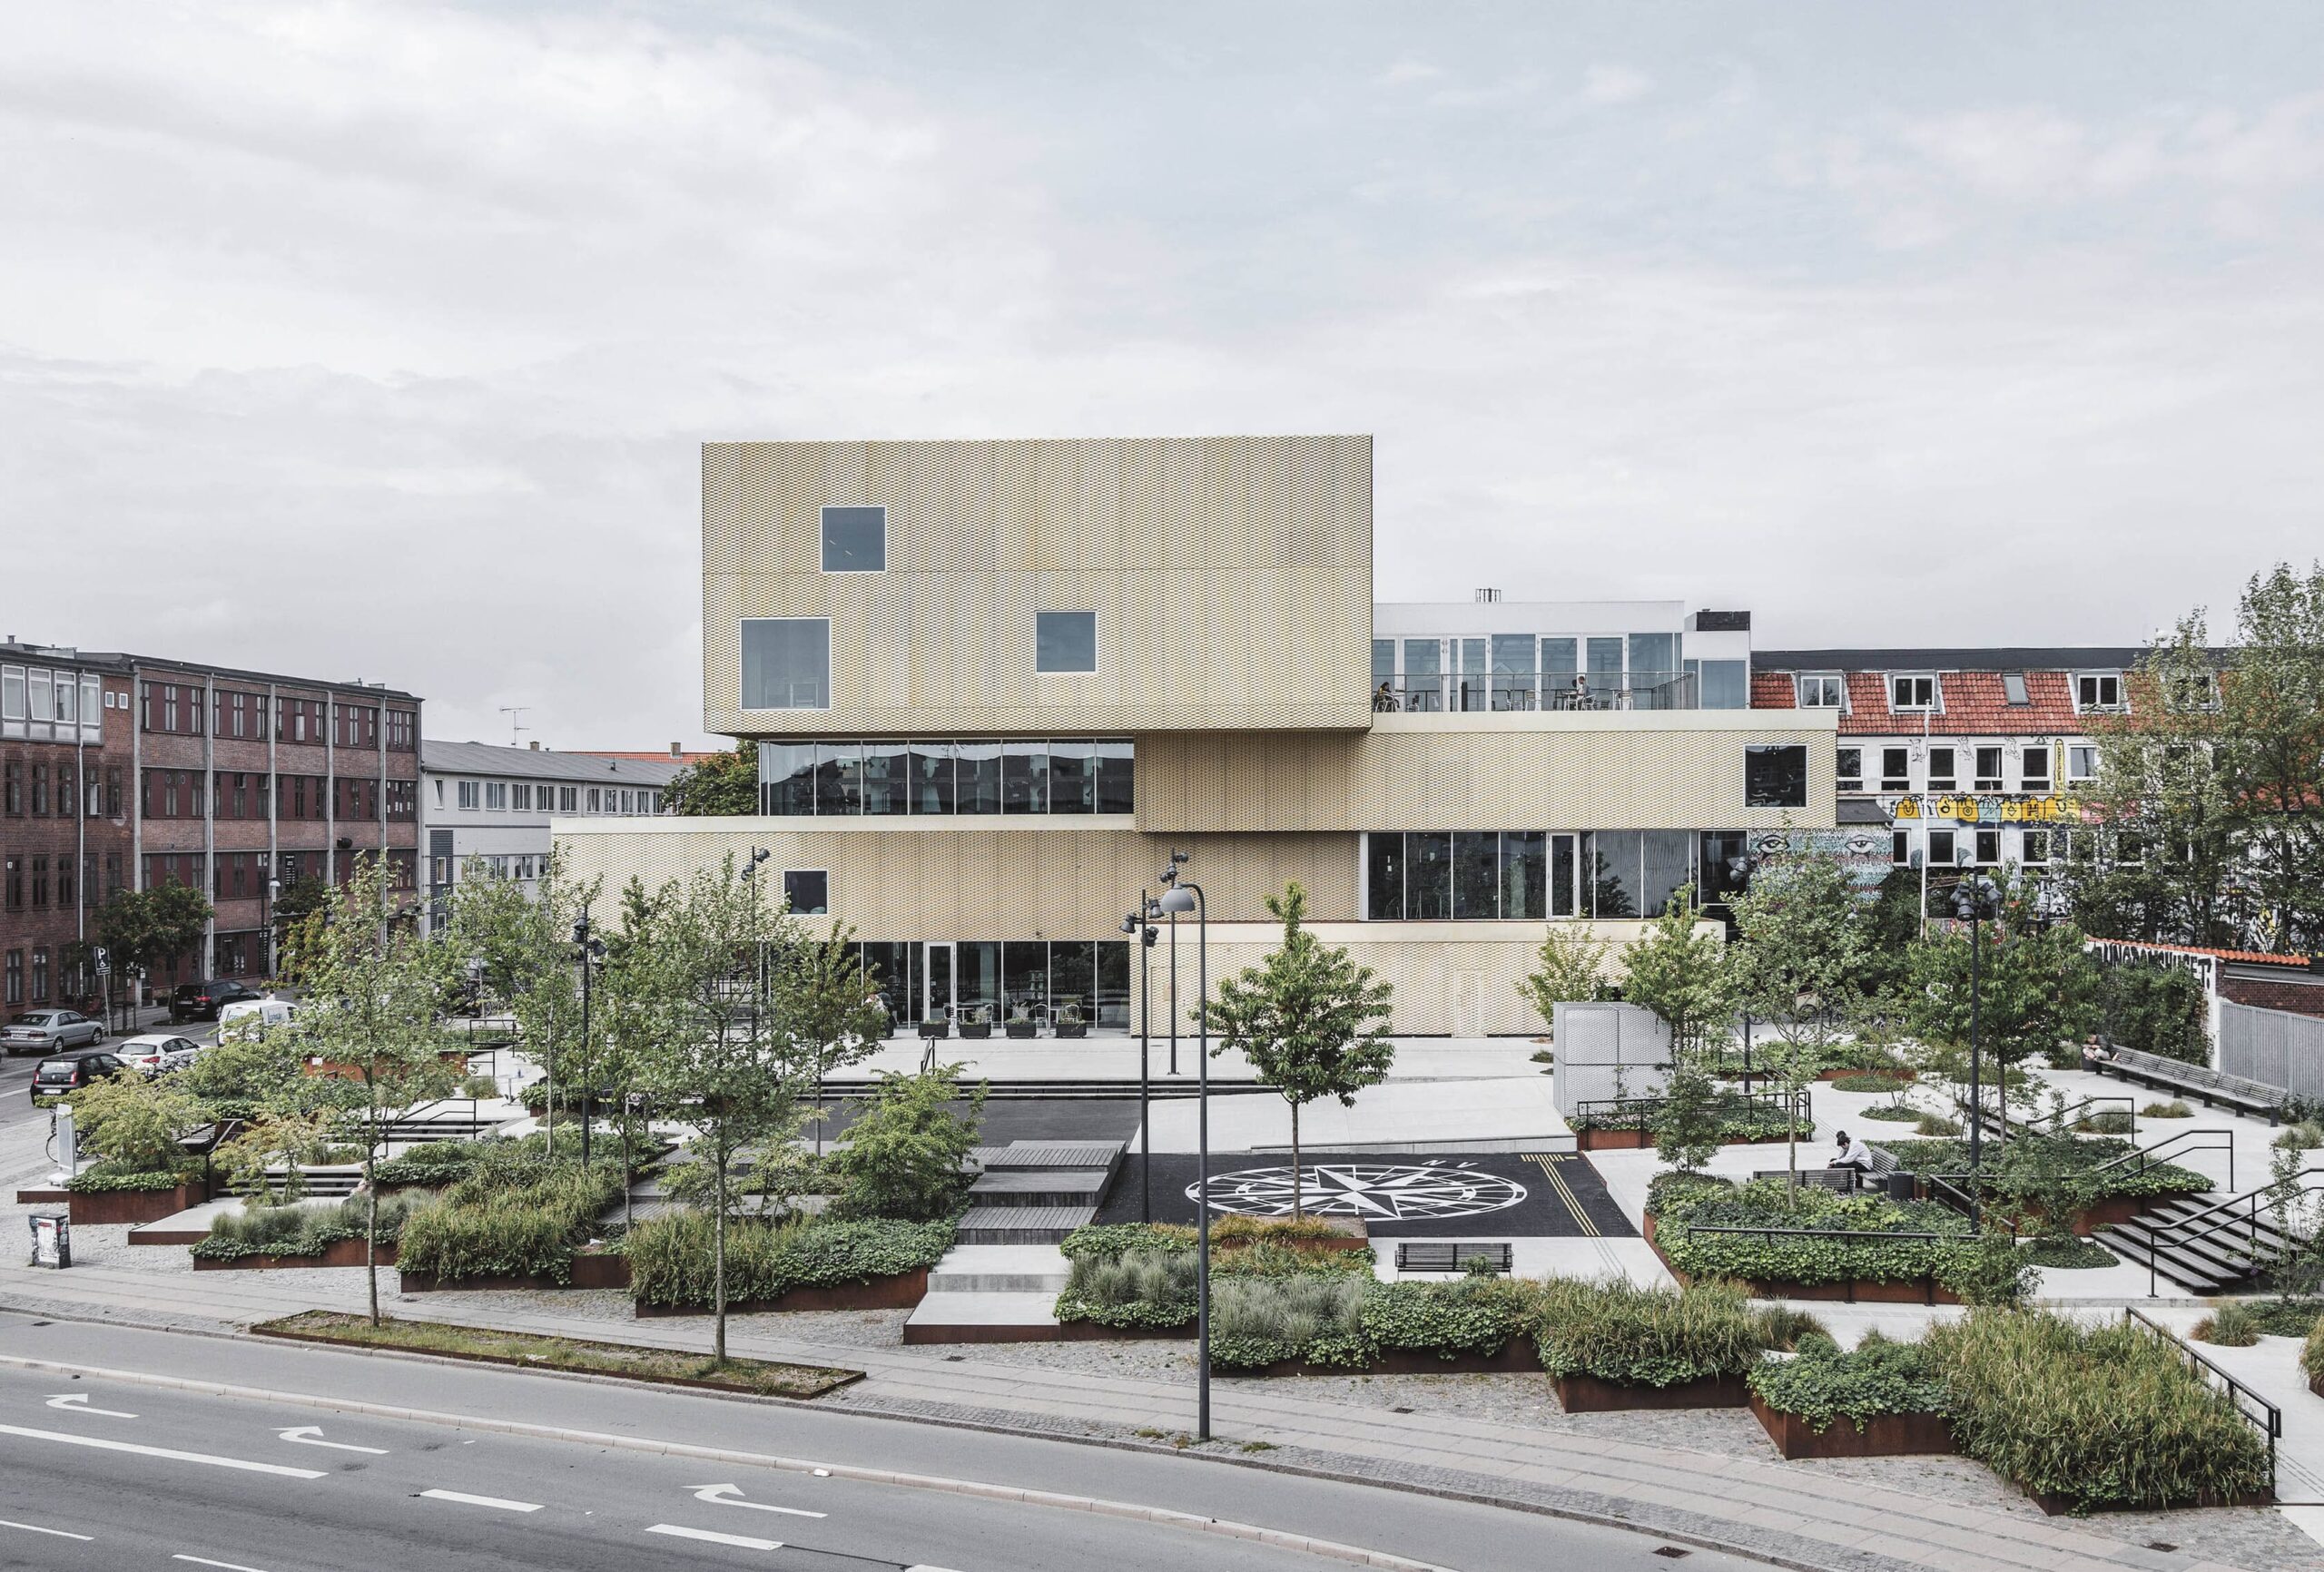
3,638,421,1006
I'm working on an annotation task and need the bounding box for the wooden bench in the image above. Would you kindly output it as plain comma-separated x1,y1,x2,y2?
1395,1242,1513,1276
2093,1046,2289,1125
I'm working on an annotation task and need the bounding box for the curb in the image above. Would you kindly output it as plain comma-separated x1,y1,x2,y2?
0,1351,1462,1572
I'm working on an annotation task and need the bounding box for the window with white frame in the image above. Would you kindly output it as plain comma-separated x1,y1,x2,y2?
512,783,532,811
1880,746,1910,791
1797,673,1845,708
1836,747,1863,791
1974,746,2003,791
457,780,478,810
559,786,577,812
2069,745,2099,782
2022,830,2051,865
1926,746,1956,791
1974,829,2001,865
1928,829,1956,865
1889,673,1937,711
485,781,507,811
2075,672,2123,712
2021,746,2052,791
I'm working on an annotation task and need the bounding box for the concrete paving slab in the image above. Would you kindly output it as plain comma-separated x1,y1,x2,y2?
1140,1076,1566,1154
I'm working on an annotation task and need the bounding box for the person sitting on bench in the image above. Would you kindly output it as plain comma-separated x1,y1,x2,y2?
1827,1131,1874,1175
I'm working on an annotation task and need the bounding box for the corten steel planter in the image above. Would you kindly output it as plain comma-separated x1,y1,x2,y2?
635,1265,929,1318
399,1252,632,1292
1749,1394,1955,1459
1553,1372,1749,1411
1577,1128,1802,1152
1641,1223,1961,1305
1230,1341,1542,1379
192,1238,396,1271
68,1180,210,1226
2029,1486,2274,1516
905,1315,1194,1347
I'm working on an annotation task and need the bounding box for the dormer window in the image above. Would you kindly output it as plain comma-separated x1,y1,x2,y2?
1797,673,1846,709
2075,672,2124,712
1890,673,1938,711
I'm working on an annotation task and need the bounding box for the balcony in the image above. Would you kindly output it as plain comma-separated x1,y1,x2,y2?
1371,669,1700,715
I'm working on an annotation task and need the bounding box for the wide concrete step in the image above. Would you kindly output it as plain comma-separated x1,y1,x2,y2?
901,1291,1064,1344
973,1142,1124,1171
967,1169,1108,1208
927,1244,1069,1293
956,1204,1094,1245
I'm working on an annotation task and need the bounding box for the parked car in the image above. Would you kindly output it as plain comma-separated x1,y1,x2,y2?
113,1034,203,1077
217,998,295,1041
4,1008,105,1056
30,1047,134,1102
171,979,261,1022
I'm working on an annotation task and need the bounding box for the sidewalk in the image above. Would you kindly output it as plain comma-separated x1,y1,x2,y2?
0,1252,2298,1572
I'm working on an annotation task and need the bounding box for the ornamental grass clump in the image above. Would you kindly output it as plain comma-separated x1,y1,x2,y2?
1208,1275,1369,1369
193,1194,426,1261
1748,1331,1948,1433
626,1213,955,1309
1750,1304,1831,1351
2142,1101,2194,1119
2191,1301,2260,1348
1925,1310,2272,1511
1053,1249,1199,1331
1532,1278,1759,1389
394,1157,629,1283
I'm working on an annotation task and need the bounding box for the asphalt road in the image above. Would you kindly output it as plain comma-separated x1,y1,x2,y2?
0,1316,1766,1572
3,1017,219,1132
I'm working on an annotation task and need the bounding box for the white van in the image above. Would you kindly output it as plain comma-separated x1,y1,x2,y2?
217,998,296,1041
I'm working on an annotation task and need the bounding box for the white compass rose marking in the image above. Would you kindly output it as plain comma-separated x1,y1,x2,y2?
1187,1163,1528,1222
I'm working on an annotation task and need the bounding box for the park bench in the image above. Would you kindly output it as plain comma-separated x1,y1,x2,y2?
2093,1046,2290,1126
1395,1242,1513,1276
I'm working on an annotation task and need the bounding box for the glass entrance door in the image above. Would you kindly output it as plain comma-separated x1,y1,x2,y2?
922,942,954,1027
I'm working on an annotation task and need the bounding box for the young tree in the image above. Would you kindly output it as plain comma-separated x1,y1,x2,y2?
773,920,891,1155
1619,887,1736,1174
284,855,459,1322
596,876,671,1233
1907,873,2101,1137
1729,845,1870,1192
1204,884,1395,1217
825,1064,987,1221
1516,922,1614,1044
445,854,599,1156
92,882,213,1019
664,744,759,817
635,855,803,1362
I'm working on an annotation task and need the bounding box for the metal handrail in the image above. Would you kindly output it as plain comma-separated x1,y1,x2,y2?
2122,1308,2280,1497
1954,1091,2138,1141
2084,1125,2235,1194
1572,1086,1811,1129
2142,1168,2324,1298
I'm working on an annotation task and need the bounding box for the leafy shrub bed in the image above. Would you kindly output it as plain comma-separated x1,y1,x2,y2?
1650,1178,1974,1288
369,1141,487,1186
67,1164,196,1193
1874,1137,2210,1202
627,1214,954,1309
192,1194,421,1262
1748,1333,1947,1433
1926,1311,2272,1510
1568,1098,1813,1142
1860,1105,1923,1122
1829,1073,1914,1094
394,1157,628,1285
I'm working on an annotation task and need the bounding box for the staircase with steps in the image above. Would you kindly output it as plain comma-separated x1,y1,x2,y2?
905,1141,1118,1341
2096,1194,2307,1293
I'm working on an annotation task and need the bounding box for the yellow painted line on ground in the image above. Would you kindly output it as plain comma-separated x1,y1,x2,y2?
1521,1154,1600,1238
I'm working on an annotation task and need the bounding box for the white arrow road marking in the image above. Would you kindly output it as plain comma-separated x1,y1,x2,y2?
419,1488,542,1513
687,1483,826,1518
277,1426,387,1455
174,1556,275,1572
0,1424,324,1479
647,1524,783,1551
45,1392,137,1418
0,1518,94,1541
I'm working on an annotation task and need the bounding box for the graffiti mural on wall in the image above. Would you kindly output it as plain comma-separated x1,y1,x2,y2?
1885,794,2084,824
1756,830,1894,891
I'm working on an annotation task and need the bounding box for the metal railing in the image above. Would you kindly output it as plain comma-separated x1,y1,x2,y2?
1572,1086,1812,1132
1374,670,1699,714
2142,1167,2321,1298
2122,1308,2280,1497
2083,1125,2237,1194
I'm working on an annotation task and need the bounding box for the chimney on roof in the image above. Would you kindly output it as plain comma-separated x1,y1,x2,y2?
1474,588,1502,604
529,741,540,751
671,741,682,757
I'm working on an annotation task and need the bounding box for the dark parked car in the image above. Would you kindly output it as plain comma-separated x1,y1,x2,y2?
4,1009,105,1056
172,979,261,1022
31,1047,133,1103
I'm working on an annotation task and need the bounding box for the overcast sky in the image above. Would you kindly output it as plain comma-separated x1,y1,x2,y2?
5,3,2321,748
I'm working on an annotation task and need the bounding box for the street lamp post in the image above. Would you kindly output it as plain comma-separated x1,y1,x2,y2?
572,908,606,1164
1157,850,1206,1441
1953,872,1998,1171
1120,895,1159,1225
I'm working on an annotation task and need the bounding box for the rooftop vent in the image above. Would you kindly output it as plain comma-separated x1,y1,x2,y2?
1474,587,1502,603
1689,610,1751,633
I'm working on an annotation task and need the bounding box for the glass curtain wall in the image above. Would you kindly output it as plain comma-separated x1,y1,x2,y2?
958,742,1003,813
1491,634,1537,710
758,741,1128,816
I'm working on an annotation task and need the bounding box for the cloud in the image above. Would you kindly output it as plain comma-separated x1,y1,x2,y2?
1580,64,1651,106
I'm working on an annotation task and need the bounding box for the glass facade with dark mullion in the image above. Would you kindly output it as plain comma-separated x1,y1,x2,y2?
759,740,1129,817
1364,830,1718,920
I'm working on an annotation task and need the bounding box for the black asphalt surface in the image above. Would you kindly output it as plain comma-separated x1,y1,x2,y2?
1097,1151,1637,1238
0,1315,1757,1572
816,1097,1141,1145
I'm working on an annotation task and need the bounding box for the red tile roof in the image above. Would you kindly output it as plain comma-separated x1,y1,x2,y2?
2087,938,2314,969
1752,665,2095,736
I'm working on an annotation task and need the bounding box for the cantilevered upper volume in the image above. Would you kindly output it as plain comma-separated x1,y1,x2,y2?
701,435,1375,738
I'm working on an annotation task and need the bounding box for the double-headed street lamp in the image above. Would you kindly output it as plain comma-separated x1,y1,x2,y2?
1953,872,2001,1171
1118,894,1160,1224
1155,850,1209,1440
